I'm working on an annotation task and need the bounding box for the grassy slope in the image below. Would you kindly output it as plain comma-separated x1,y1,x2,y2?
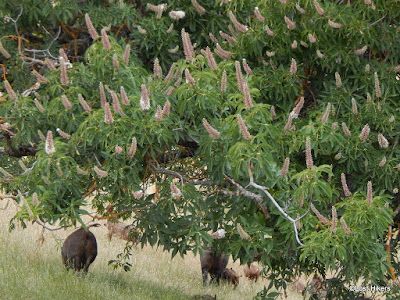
0,200,302,300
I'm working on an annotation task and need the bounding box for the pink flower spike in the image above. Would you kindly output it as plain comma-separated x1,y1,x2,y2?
99,82,106,108
228,11,248,33
342,122,351,136
296,4,306,14
205,46,217,70
140,84,150,110
236,114,251,140
78,93,92,113
111,90,125,116
164,86,175,96
366,181,373,204
61,95,72,110
155,105,163,121
242,81,253,109
4,80,17,100
93,166,108,178
45,131,55,155
181,29,194,61
377,133,389,149
214,43,231,60
374,72,381,98
128,137,137,158
56,128,71,140
202,118,220,139
341,217,351,234
60,57,68,85
123,44,131,64
219,31,236,44
85,13,99,40
235,61,244,91
265,25,275,37
305,137,314,169
114,145,123,154
104,103,114,124
284,16,296,30
328,20,343,28
242,59,253,75
162,100,171,116
378,156,387,167
320,103,331,123
280,157,290,176
170,182,182,200
153,58,163,78
283,115,293,132
254,7,265,22
355,45,368,56
292,97,304,118
221,70,227,93
314,0,325,16
101,28,111,51
120,86,130,105
191,0,206,16
341,173,351,197
32,69,47,83
184,69,195,85
359,124,370,142
290,58,297,75
112,54,120,69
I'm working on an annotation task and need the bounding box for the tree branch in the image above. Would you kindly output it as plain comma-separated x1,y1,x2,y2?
149,163,219,186
247,163,305,246
223,174,271,219
35,220,66,231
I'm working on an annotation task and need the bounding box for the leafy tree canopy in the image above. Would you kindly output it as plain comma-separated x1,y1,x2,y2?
1,1,400,298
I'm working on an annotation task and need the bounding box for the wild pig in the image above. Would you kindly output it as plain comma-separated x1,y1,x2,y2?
106,220,139,243
221,268,240,287
61,223,100,273
200,249,229,285
243,263,260,282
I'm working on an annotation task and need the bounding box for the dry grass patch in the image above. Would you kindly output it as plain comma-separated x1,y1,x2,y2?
0,200,303,300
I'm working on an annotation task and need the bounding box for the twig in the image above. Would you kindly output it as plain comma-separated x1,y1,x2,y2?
0,193,18,200
370,14,387,27
89,204,155,220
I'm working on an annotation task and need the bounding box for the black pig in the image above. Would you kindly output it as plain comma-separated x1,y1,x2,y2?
61,223,100,273
200,249,229,285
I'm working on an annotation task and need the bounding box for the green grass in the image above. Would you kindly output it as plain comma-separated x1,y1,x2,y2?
0,202,302,300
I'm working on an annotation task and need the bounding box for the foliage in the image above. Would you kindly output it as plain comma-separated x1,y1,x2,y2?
1,0,400,299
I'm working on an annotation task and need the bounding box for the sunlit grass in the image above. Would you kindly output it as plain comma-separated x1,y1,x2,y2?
0,201,302,300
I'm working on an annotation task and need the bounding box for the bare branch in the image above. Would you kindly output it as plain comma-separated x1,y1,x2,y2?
150,163,218,186
223,174,270,219
35,220,66,231
223,174,263,202
247,163,305,246
370,14,387,27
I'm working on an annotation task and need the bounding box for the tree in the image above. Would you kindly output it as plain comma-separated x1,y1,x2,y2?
1,1,400,299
